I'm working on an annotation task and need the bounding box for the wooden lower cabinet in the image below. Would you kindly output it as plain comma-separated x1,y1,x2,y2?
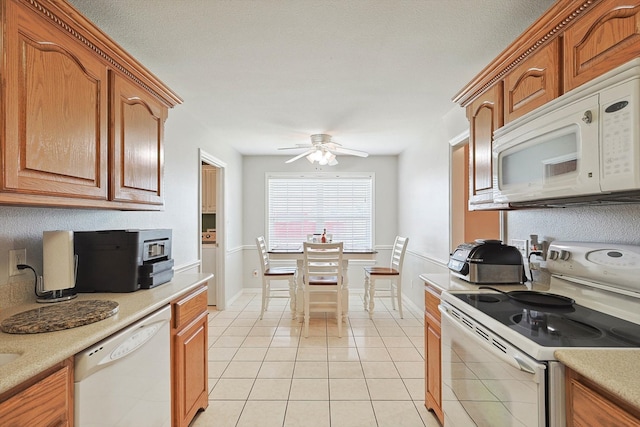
424,284,444,424
171,284,209,427
0,357,74,426
566,367,640,427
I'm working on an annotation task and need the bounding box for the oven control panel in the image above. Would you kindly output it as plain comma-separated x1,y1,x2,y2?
546,241,640,294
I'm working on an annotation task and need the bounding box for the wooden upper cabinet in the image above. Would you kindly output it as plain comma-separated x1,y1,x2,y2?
2,1,108,200
202,165,217,213
467,83,503,207
0,0,181,210
504,38,560,123
564,0,640,91
111,73,167,206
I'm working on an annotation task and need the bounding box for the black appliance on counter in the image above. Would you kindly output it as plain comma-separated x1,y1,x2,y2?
74,229,174,292
448,239,524,284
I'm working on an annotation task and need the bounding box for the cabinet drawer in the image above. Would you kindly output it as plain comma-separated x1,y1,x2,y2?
173,285,208,329
567,369,640,426
0,360,72,426
425,288,441,323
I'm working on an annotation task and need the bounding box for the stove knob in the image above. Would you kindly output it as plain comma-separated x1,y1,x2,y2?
559,250,570,260
548,250,559,260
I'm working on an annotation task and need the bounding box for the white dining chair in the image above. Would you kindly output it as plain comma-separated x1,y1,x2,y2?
256,236,297,319
302,241,344,337
363,236,409,319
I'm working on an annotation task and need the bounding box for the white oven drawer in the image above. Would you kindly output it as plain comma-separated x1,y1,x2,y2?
439,301,547,427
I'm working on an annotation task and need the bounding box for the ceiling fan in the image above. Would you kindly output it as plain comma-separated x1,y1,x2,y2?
278,134,369,165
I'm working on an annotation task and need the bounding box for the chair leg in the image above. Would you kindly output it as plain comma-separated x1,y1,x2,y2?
288,277,297,319
265,283,272,313
390,279,397,311
396,278,403,319
363,273,370,311
336,296,342,338
337,287,342,338
304,287,310,338
368,277,376,319
260,279,267,320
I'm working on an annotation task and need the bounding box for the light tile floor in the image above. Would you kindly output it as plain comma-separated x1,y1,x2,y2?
190,292,442,427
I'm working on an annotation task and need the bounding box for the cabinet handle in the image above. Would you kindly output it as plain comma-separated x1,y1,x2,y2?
582,110,593,124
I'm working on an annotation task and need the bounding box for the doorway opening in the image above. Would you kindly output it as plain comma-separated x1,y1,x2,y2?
199,149,226,309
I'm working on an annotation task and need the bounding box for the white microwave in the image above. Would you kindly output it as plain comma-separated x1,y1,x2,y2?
493,59,640,206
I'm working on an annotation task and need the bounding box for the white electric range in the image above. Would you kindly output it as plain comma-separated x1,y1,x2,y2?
439,241,640,427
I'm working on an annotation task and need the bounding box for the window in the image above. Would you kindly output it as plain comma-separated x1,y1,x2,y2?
267,173,373,250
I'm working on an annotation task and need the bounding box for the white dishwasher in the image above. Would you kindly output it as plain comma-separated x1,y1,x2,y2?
75,305,171,427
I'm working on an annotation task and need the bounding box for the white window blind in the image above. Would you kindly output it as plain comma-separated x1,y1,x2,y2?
267,174,373,250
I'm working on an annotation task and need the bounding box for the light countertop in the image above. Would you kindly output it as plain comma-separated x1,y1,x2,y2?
419,271,640,412
0,272,212,395
419,271,546,294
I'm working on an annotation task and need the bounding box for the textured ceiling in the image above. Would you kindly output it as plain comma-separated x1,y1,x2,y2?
67,0,556,156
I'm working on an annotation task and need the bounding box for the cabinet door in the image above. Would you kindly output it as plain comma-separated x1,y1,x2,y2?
467,83,503,207
0,359,73,426
111,72,167,206
172,285,209,427
504,38,560,123
564,0,640,91
202,165,217,213
2,2,108,200
566,368,640,426
173,312,209,427
426,323,442,422
424,288,443,424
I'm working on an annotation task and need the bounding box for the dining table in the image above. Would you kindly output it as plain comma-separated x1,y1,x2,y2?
268,246,377,320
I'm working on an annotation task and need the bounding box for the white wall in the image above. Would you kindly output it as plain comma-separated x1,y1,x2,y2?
397,118,454,309
241,155,398,290
507,204,640,247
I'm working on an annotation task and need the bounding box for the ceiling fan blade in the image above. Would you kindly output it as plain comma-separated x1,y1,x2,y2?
285,149,315,163
332,146,369,157
278,144,313,150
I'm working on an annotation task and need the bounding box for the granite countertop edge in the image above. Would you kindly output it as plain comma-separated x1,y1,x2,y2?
419,272,640,411
0,272,213,395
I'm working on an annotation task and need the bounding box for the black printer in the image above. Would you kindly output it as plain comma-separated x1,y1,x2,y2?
74,229,174,292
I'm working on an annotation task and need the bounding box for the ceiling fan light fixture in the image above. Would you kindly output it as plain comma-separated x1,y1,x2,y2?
307,149,323,163
282,133,368,165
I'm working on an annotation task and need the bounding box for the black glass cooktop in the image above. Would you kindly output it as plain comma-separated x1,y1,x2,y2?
454,293,640,348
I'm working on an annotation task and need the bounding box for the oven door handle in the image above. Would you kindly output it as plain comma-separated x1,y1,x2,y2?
438,304,541,375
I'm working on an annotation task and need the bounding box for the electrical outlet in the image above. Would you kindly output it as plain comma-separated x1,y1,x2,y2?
9,249,26,277
509,239,528,261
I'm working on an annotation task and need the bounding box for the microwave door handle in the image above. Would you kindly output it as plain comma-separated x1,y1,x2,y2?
438,304,540,375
